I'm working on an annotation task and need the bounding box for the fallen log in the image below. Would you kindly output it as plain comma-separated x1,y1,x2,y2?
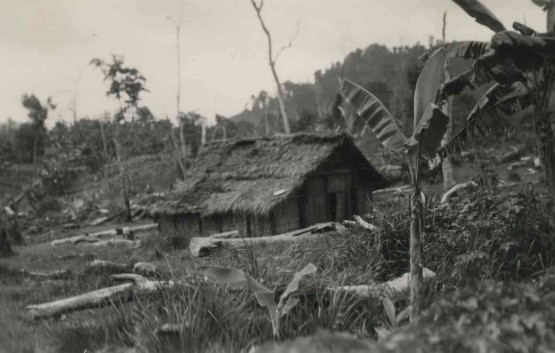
189,224,338,258
85,239,138,248
497,145,526,164
72,236,101,245
353,215,379,231
89,216,110,227
21,269,74,280
26,273,175,319
329,268,436,300
133,262,157,274
51,223,157,247
90,259,130,271
440,181,478,205
209,230,240,239
372,185,412,196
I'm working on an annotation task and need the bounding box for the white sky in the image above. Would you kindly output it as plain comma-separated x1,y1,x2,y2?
0,0,547,128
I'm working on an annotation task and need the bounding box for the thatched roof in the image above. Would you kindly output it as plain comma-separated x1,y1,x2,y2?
154,133,389,216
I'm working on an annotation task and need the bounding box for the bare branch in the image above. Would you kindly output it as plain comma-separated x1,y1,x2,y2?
274,20,301,63
249,0,291,133
251,0,263,11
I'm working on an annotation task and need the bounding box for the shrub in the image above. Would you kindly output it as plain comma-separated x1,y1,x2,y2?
428,185,555,286
381,270,555,353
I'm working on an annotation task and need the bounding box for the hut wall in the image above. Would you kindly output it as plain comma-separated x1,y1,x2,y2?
251,215,272,237
354,187,373,215
159,215,178,238
159,213,201,246
174,214,201,238
305,176,328,225
221,213,237,233
272,198,301,234
234,214,250,237
202,215,222,235
351,172,375,216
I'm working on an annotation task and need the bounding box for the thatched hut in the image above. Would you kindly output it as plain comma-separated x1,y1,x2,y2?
154,133,390,242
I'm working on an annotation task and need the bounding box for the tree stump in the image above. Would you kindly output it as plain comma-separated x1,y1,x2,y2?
0,227,13,258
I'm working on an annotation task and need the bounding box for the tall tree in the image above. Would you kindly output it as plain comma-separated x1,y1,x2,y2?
91,55,149,221
21,94,56,164
249,0,299,134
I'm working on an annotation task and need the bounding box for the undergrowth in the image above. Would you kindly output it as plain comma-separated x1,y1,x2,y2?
7,177,555,352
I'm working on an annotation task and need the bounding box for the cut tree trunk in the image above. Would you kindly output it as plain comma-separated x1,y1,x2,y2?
20,269,73,280
90,259,130,271
51,223,157,247
85,239,137,248
189,223,342,258
331,268,436,301
440,181,478,205
26,274,175,319
353,215,379,231
113,135,132,222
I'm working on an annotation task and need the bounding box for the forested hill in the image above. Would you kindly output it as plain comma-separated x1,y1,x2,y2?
219,41,482,159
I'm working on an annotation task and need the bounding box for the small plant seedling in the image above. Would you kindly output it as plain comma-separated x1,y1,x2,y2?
375,297,410,341
199,263,317,338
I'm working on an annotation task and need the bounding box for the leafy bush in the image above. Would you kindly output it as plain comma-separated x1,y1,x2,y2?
314,179,555,292
428,186,555,286
39,149,82,196
381,269,555,353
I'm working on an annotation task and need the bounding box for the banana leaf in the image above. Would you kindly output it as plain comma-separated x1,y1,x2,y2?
513,22,537,36
452,0,506,33
340,80,408,154
414,48,446,131
532,0,555,33
405,104,449,160
420,41,489,63
430,83,530,169
489,31,555,71
442,70,475,97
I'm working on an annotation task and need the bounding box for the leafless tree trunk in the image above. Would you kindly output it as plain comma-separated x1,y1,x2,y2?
249,0,299,134
168,3,188,161
99,115,109,179
264,99,270,136
166,117,187,179
115,103,132,222
99,114,109,162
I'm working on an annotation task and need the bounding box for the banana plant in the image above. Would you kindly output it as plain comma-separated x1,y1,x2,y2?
198,263,317,338
341,48,450,320
422,0,555,198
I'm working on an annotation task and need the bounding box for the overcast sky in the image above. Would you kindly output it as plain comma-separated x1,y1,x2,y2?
0,0,547,128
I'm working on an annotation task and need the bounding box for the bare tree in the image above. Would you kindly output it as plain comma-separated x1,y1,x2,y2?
167,2,188,159
441,12,456,191
249,0,299,134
